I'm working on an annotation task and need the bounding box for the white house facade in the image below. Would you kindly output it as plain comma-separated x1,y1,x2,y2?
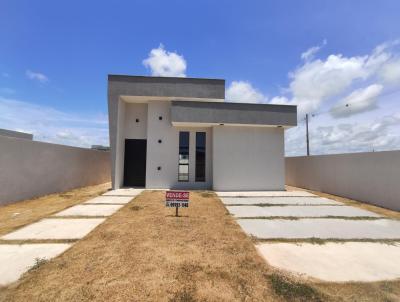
107,75,297,191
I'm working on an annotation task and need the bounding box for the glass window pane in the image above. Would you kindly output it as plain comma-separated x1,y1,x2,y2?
195,132,206,182
178,132,190,182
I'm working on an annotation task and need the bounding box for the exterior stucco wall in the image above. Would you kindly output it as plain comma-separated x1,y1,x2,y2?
114,99,126,189
124,103,148,140
108,75,225,189
285,151,400,211
212,126,285,191
145,101,212,189
0,136,110,205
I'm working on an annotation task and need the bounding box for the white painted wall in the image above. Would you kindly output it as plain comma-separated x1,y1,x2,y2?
286,151,400,211
114,99,126,188
212,126,285,191
124,103,148,140
119,101,285,191
145,101,212,189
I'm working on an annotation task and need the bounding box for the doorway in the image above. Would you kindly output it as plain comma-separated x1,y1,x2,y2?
123,139,147,187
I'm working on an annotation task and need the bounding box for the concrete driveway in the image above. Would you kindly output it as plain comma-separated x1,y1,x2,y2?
219,190,400,282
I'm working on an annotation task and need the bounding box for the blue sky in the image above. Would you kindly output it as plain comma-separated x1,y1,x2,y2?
1,0,400,154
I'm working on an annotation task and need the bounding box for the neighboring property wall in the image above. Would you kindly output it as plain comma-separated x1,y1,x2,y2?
0,128,33,140
285,151,400,211
0,135,111,205
145,101,212,189
213,126,285,191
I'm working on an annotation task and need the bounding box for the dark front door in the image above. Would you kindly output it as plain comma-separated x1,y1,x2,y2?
123,139,147,187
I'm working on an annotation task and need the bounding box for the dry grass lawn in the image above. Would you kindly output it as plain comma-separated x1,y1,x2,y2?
0,190,399,301
0,183,111,236
0,191,327,302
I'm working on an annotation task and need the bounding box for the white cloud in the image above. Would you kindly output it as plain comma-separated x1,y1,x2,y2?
330,84,383,118
273,40,400,117
0,96,108,148
143,44,186,77
285,113,400,156
226,81,266,103
269,96,290,105
379,58,400,86
288,54,371,115
301,39,327,61
26,70,49,83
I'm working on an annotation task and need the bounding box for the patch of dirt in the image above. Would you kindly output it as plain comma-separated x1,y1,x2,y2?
0,183,111,236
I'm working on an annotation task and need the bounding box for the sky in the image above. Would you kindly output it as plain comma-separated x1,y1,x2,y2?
1,0,400,155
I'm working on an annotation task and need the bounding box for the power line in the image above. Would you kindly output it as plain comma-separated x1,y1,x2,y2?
300,86,400,156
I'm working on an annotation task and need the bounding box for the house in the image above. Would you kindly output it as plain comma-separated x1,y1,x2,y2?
107,75,297,191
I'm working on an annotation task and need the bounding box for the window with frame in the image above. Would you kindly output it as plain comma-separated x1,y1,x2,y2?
195,132,206,182
178,131,190,182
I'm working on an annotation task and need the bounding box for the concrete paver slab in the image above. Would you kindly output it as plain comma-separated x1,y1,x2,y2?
238,218,400,239
84,196,133,204
227,205,380,218
102,188,143,196
257,242,400,282
1,218,105,240
216,191,316,197
0,244,71,285
221,197,341,205
54,204,124,217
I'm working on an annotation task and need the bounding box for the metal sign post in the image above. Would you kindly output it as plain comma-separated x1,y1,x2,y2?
165,191,189,217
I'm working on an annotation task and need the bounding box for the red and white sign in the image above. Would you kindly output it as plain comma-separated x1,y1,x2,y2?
166,191,189,207
166,191,189,200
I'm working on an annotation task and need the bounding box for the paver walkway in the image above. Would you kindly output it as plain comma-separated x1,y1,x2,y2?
228,205,381,218
0,244,72,286
216,190,315,197
221,196,341,205
84,196,133,204
54,204,124,217
222,190,400,282
238,218,400,239
257,242,400,282
0,188,142,286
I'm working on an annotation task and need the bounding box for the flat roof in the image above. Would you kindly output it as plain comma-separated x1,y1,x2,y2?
108,74,225,84
108,74,226,101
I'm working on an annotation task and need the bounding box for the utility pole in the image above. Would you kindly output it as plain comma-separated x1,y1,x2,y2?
305,113,310,156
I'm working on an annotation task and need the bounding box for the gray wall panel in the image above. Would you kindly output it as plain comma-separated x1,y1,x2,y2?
285,151,400,211
171,101,297,126
0,136,111,205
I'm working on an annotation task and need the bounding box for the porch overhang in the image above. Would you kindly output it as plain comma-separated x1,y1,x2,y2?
170,101,297,128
